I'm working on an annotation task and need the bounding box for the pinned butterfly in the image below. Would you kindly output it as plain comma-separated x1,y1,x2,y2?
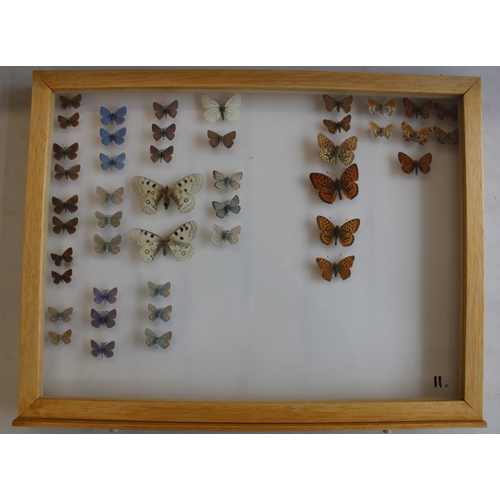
50,247,73,266
212,224,241,245
403,98,432,119
323,115,351,134
96,186,124,205
52,195,78,214
94,210,122,229
48,306,73,323
153,101,178,120
49,330,72,346
58,113,79,129
52,216,79,235
322,95,353,113
207,130,236,149
213,170,243,190
91,340,115,358
316,217,360,247
54,164,80,181
150,145,174,163
152,123,176,141
100,106,127,125
317,134,357,165
147,281,171,298
52,269,72,285
93,234,122,255
90,309,117,328
309,164,359,204
367,98,396,116
93,287,118,304
401,121,432,146
433,126,459,145
398,152,432,175
212,195,241,218
144,329,172,349
100,153,126,171
369,121,394,139
434,103,458,121
59,94,82,109
148,304,172,322
316,256,355,282
202,93,242,122
53,143,78,160
100,128,126,146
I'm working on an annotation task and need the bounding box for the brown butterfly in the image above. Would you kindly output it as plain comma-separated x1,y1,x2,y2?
398,152,432,175
153,101,178,120
322,95,353,113
433,126,459,145
57,113,80,129
434,103,458,121
317,134,357,165
52,195,78,214
207,130,236,149
48,329,72,345
150,145,174,163
323,115,351,134
50,247,73,266
54,164,80,181
401,121,433,145
52,216,79,235
316,216,360,247
51,269,73,285
152,123,176,141
59,94,82,109
53,143,78,161
309,165,359,204
369,121,394,139
316,256,355,281
366,98,396,116
403,98,433,119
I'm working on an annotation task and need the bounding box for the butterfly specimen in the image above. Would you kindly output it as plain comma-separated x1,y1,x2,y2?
131,174,203,215
147,281,171,298
100,128,126,146
153,100,178,120
212,224,241,245
366,98,396,116
91,340,115,358
148,304,172,322
144,329,172,349
322,95,353,113
152,123,176,141
150,145,174,163
57,113,79,129
433,126,459,145
52,216,79,235
434,102,458,121
54,164,80,181
207,130,236,149
52,269,73,285
49,330,72,345
129,222,197,263
100,106,127,125
323,115,351,134
402,98,433,119
90,309,117,328
93,234,122,255
212,195,241,218
401,121,433,145
100,152,126,171
202,93,242,122
59,94,82,109
48,306,73,323
94,210,122,229
53,143,78,160
317,134,358,165
316,256,355,281
369,121,394,139
309,165,359,204
93,287,118,305
96,186,124,205
316,217,360,247
398,152,432,175
213,170,243,190
50,247,73,266
52,195,78,214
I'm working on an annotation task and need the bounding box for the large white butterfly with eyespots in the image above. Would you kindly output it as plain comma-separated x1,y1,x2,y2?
129,222,197,263
201,93,242,122
131,174,203,215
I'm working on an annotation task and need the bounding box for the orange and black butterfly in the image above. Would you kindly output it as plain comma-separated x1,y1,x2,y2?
434,103,458,121
52,216,79,235
51,269,73,285
316,216,360,247
317,134,357,165
153,101,178,120
369,121,394,139
433,126,459,145
150,145,174,163
403,98,433,119
152,123,176,141
57,113,79,129
309,164,359,204
59,94,82,110
50,247,73,267
322,95,353,113
366,98,396,116
207,130,236,149
52,195,78,214
54,164,80,181
323,115,351,134
53,143,78,161
316,256,355,281
401,121,433,146
398,152,432,175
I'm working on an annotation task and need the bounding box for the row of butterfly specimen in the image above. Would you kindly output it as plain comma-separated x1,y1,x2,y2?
57,94,81,129
369,121,458,145
47,304,73,345
90,283,118,357
145,281,173,349
151,100,177,163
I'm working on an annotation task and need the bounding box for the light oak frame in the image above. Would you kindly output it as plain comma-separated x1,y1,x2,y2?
14,69,485,431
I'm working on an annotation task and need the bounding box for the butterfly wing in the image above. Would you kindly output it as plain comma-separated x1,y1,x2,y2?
207,130,223,148
165,100,178,118
61,269,72,284
147,281,158,298
338,219,360,247
94,211,109,229
61,329,72,345
144,328,159,347
113,106,127,125
129,228,168,263
64,195,78,213
166,174,204,213
316,216,337,245
337,136,357,166
157,331,172,349
417,153,432,174
222,131,236,148
48,307,60,323
152,124,163,141
93,234,107,254
159,283,171,298
106,287,118,304
162,146,174,163
59,307,73,323
93,287,105,304
202,94,223,122
212,201,228,218
100,128,112,146
336,255,355,280
100,107,113,125
226,226,241,245
103,341,115,358
165,123,176,140
160,305,172,322
48,331,61,345
398,152,416,175
153,102,165,119
222,93,242,121
108,235,122,255
110,211,122,228
227,195,241,215
99,153,113,171
213,170,228,190
317,133,336,164
316,258,335,282
131,176,166,215
104,309,117,328
212,224,224,244
113,127,127,145
338,164,359,200
90,339,101,357
309,173,337,204
165,221,198,261
148,303,159,321
228,172,243,190
322,94,338,112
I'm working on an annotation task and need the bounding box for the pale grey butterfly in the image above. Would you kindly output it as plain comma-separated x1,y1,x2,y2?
96,186,124,205
213,170,243,190
212,224,241,245
147,281,171,298
201,93,242,122
148,304,172,322
144,328,172,349
212,195,241,218
48,306,73,323
93,234,122,255
48,329,72,345
94,210,123,229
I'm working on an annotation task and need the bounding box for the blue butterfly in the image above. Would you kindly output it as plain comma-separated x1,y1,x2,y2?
99,152,126,171
212,195,241,218
100,106,127,125
100,127,127,146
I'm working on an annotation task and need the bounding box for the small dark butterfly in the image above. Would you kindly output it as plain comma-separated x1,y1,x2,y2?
50,247,73,266
212,195,241,218
93,287,118,305
402,98,433,119
322,95,353,113
90,308,117,328
90,340,115,358
323,115,351,134
153,101,178,120
398,152,432,175
48,306,73,323
57,113,79,129
53,143,78,160
52,269,73,284
100,106,127,125
207,130,236,148
100,128,126,146
152,123,176,141
54,164,80,181
433,126,459,145
434,102,458,121
49,329,72,345
52,195,78,214
150,145,174,163
59,94,82,110
52,216,79,235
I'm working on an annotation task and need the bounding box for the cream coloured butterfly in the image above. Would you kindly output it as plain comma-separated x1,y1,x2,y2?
201,93,242,122
129,222,197,263
212,224,241,245
131,174,203,215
